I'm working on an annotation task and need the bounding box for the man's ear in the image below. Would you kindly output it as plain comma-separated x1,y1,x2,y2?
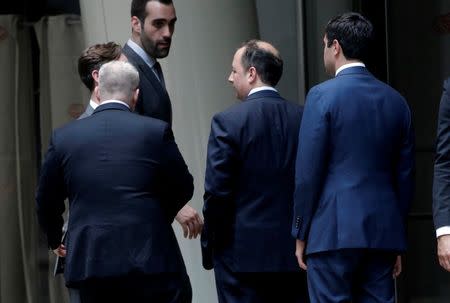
247,66,257,84
332,39,340,56
131,88,139,110
92,70,99,86
131,16,142,34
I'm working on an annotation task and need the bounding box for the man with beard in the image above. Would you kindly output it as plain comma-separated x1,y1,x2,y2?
123,0,203,240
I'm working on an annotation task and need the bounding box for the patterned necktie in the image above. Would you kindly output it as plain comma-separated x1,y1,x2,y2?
153,61,166,88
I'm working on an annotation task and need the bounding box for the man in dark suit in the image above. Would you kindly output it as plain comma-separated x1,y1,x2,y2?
433,77,450,272
292,12,414,303
201,40,308,303
36,61,193,303
123,0,202,238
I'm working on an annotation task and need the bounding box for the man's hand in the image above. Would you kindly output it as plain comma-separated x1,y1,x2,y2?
175,204,203,239
437,234,450,271
52,244,66,257
295,239,307,270
393,255,402,278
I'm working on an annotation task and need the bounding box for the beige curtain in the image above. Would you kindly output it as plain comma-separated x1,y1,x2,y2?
0,15,40,303
34,14,87,303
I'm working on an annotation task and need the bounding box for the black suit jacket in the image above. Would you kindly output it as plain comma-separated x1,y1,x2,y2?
433,77,450,229
122,44,172,125
201,90,303,272
36,103,193,285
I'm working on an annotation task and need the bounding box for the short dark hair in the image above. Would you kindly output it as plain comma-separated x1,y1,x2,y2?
78,42,122,91
131,0,173,22
325,12,374,62
240,40,283,87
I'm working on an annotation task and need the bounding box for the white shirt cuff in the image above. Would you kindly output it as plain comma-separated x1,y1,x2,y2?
436,226,450,238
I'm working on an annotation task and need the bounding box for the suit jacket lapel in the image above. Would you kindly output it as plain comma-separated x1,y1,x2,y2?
123,44,170,101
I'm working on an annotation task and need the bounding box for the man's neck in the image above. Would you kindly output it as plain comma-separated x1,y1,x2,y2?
90,92,100,105
130,34,143,48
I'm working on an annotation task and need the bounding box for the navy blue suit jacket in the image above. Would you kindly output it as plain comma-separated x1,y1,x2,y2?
202,90,303,272
292,67,415,254
123,44,172,125
433,77,450,229
36,103,193,285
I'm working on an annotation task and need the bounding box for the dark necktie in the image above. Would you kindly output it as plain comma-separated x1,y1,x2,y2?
153,61,166,88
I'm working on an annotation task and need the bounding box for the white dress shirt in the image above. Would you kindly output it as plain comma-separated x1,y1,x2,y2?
248,86,277,96
335,62,366,76
99,99,130,109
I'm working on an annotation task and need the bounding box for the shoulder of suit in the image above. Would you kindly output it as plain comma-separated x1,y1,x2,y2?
122,45,140,65
444,77,450,90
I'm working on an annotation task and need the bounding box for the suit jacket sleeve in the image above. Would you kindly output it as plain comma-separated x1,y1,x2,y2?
159,125,194,220
395,103,415,220
35,133,67,249
201,113,237,269
292,87,329,241
433,78,450,229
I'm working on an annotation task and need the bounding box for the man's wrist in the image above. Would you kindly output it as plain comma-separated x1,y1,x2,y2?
436,226,450,238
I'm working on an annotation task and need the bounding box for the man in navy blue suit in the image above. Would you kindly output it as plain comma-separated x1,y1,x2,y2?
202,40,308,303
433,77,450,272
36,61,193,303
123,0,203,239
292,13,415,303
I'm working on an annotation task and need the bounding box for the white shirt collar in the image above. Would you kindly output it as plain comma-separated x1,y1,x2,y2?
248,86,277,96
99,99,130,109
127,39,156,68
335,62,366,76
89,99,99,110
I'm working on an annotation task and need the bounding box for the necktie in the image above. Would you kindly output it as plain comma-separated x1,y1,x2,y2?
153,61,166,88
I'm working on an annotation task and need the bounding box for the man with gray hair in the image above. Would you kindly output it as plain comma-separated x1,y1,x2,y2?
36,60,194,302
97,60,140,108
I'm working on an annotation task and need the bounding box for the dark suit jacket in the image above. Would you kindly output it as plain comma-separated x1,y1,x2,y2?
433,77,450,229
36,103,193,285
292,66,415,255
122,44,172,125
202,90,303,272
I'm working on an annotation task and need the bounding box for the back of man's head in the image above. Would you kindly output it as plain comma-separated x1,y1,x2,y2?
98,61,139,105
240,39,283,87
325,12,374,62
78,42,122,92
131,0,173,22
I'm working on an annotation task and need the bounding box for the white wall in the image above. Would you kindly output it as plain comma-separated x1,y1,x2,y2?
255,0,305,103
